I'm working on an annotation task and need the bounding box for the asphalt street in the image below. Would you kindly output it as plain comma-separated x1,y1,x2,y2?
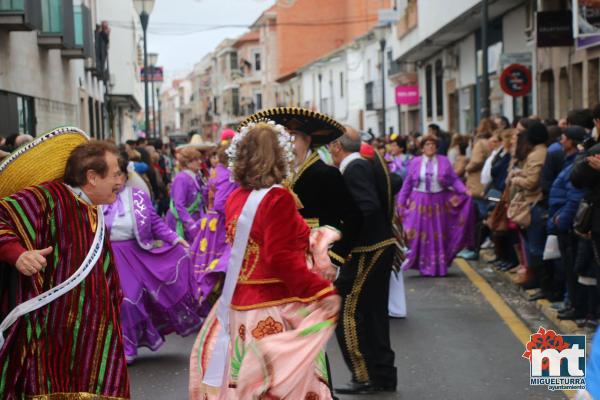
129,262,567,399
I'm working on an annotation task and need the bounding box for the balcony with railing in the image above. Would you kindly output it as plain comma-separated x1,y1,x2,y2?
388,60,418,84
0,0,39,31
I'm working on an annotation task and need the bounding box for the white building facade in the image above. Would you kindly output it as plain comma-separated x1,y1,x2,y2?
0,0,108,138
97,0,143,143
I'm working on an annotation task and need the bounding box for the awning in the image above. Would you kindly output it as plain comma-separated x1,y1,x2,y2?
107,94,141,112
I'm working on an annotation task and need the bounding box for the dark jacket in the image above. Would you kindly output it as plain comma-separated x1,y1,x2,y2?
570,143,600,236
291,153,362,263
547,152,585,234
342,155,394,248
490,149,511,193
541,141,565,202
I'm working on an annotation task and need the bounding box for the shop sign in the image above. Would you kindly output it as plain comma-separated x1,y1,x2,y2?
537,11,573,47
395,85,419,105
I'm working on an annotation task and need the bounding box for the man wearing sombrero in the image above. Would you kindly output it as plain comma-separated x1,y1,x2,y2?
0,128,130,399
239,107,363,395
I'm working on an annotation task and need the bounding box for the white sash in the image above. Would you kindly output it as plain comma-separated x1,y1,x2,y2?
388,270,407,318
203,187,276,387
0,207,106,349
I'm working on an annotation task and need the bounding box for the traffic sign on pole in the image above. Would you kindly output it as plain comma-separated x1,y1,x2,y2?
499,64,532,97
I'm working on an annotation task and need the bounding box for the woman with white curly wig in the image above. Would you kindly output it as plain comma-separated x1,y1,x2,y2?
189,121,341,400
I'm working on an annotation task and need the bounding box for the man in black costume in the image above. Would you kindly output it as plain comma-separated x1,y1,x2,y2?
329,126,399,394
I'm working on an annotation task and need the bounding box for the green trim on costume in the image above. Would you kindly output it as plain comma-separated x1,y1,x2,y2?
315,351,329,381
26,315,32,343
230,335,246,383
170,192,203,238
96,321,113,394
0,354,9,395
299,320,334,337
103,254,110,273
6,197,35,240
296,307,311,318
35,320,42,339
70,280,86,370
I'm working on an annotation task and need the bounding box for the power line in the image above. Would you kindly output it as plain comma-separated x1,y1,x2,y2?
106,16,379,36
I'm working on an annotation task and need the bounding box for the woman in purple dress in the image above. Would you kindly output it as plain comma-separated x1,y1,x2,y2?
105,157,203,363
166,147,205,241
386,134,412,179
397,135,476,276
189,145,238,316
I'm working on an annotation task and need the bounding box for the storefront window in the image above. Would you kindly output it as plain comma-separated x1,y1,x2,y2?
0,91,35,136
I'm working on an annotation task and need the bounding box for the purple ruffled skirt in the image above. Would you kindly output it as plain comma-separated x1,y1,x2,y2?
111,240,203,359
188,210,230,317
399,191,475,277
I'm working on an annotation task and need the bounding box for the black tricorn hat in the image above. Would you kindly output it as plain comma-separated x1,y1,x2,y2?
239,107,345,147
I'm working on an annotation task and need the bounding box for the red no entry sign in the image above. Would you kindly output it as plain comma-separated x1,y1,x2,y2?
499,64,532,97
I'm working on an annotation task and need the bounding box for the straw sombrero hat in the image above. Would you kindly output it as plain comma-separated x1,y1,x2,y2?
176,134,216,151
239,107,345,147
0,127,89,198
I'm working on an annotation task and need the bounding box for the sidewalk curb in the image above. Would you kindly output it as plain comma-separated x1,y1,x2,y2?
468,255,584,335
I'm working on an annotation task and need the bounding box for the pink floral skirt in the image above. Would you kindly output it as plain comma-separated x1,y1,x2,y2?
189,300,334,400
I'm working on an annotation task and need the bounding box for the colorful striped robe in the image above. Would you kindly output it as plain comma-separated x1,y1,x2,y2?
0,181,130,399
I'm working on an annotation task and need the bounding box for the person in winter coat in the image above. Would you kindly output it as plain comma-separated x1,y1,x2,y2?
571,141,600,265
509,122,548,288
547,127,587,234
538,127,587,304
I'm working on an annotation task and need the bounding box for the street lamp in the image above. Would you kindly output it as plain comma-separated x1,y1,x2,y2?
375,24,389,137
156,80,163,138
134,0,156,139
149,52,158,138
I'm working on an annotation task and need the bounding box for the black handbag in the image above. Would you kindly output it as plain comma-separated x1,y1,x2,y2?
573,200,593,237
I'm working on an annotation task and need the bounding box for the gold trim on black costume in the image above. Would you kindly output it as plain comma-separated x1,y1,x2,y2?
290,152,320,190
351,238,396,254
304,218,320,229
328,250,346,265
342,248,386,382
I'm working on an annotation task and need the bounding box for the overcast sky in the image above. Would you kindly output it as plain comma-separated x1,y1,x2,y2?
146,0,275,81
